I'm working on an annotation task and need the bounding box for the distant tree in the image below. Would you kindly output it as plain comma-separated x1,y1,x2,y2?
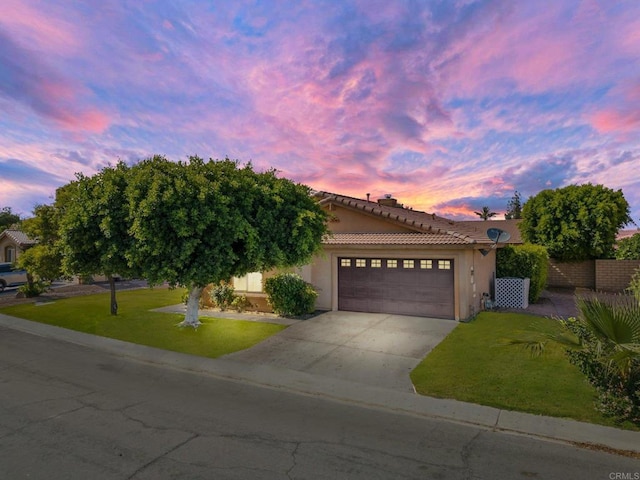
59,162,138,315
615,233,640,260
125,155,329,327
474,206,497,220
0,206,20,231
520,184,631,261
18,204,64,284
505,191,523,220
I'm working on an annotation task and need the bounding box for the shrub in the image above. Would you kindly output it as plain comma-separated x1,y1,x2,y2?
496,244,548,303
209,283,236,311
231,295,254,313
17,281,49,298
616,233,640,260
264,273,317,317
561,298,640,425
628,268,640,302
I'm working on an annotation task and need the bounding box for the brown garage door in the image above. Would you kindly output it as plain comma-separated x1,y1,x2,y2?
338,257,455,319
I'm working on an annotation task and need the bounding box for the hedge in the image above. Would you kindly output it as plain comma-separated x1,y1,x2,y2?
496,244,549,303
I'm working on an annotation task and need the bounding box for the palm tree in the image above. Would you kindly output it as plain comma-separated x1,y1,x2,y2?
474,206,497,220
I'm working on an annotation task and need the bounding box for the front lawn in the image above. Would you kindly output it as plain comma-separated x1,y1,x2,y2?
410,311,637,430
0,287,286,358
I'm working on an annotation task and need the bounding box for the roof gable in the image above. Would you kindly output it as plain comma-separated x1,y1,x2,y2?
315,192,492,246
0,229,37,248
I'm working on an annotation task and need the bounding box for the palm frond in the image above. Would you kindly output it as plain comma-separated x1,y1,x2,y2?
577,295,640,346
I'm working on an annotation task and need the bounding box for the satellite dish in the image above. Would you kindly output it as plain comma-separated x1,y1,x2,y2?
486,228,511,244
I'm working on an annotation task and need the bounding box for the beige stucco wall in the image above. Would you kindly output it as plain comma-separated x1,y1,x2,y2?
471,248,496,314
0,237,19,263
326,205,416,233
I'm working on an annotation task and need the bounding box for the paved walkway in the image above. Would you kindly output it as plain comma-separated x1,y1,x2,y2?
497,288,579,318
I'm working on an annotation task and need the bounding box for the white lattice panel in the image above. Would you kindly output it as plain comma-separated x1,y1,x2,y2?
495,277,530,309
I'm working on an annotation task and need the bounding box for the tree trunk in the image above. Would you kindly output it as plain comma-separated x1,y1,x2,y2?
108,275,118,316
180,286,203,328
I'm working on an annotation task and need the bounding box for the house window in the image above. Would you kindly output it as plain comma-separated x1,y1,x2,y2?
438,260,451,270
371,259,381,268
356,259,366,268
340,258,351,267
387,259,397,268
4,246,14,263
403,260,414,268
233,272,263,292
420,260,432,269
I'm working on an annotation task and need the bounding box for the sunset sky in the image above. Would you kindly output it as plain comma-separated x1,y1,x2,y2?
1,0,639,223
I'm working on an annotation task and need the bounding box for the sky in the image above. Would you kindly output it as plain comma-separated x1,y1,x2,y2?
1,0,639,223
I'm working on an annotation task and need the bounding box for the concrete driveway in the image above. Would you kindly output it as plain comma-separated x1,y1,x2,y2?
223,311,458,392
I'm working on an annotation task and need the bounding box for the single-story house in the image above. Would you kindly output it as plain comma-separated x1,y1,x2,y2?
0,229,37,264
233,192,520,321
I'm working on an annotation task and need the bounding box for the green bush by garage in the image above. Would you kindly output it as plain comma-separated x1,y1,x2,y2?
497,244,548,303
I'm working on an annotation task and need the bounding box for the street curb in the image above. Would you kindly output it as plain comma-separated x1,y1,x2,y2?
1,313,639,454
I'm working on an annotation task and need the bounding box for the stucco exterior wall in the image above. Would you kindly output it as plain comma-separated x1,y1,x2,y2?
0,237,18,263
472,248,496,313
325,205,415,233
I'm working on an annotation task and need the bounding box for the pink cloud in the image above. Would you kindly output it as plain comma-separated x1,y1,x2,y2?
0,0,82,54
440,2,633,97
589,80,640,136
54,109,111,134
591,110,640,134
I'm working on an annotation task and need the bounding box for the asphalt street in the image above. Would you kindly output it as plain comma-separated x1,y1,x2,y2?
1,326,638,479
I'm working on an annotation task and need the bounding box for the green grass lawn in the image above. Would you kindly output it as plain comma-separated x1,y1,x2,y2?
410,311,637,430
0,288,286,358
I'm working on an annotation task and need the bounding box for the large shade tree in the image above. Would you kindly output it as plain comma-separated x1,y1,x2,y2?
59,162,137,315
519,184,631,261
125,155,329,327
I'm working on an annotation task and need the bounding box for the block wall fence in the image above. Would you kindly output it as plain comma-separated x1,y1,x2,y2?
546,259,640,292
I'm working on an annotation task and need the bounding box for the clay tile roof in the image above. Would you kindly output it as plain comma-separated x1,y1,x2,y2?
455,219,523,244
315,191,493,245
324,233,473,245
0,229,38,247
617,229,640,241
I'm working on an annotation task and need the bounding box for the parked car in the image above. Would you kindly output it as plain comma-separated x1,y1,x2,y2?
0,263,29,291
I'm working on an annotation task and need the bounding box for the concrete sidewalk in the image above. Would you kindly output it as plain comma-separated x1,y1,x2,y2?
1,312,638,456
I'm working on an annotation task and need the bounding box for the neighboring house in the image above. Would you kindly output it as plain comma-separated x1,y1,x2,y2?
234,192,515,321
617,228,640,241
0,229,37,264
